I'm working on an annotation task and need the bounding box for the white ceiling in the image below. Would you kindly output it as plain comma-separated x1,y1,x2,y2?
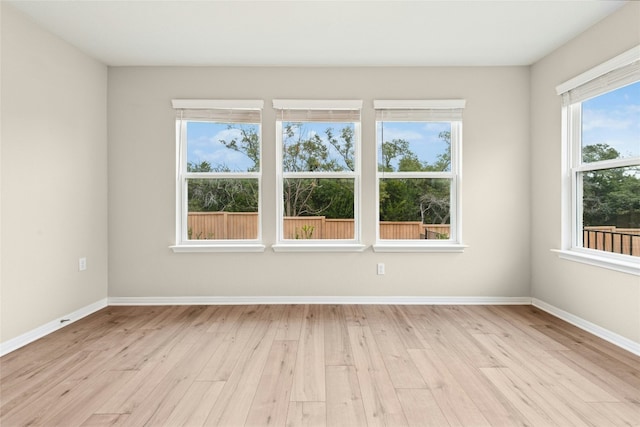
7,0,628,67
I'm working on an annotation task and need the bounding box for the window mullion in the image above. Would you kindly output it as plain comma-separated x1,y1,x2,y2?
575,157,640,173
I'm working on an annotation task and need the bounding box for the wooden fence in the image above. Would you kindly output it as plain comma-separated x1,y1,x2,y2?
583,226,640,257
188,212,258,240
187,212,451,240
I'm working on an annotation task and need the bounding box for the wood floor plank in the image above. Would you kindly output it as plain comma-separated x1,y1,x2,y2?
291,305,326,402
276,304,306,341
485,306,571,351
396,388,450,427
552,349,640,406
203,305,284,426
1,350,101,418
408,306,501,369
245,340,298,427
590,402,640,426
480,367,563,426
197,305,266,381
531,322,640,385
362,305,426,389
96,324,202,415
2,304,638,427
163,380,226,427
324,305,354,366
422,335,529,426
408,348,491,427
347,325,409,427
37,370,137,427
326,365,368,427
1,361,134,427
473,332,619,404
342,304,368,327
120,329,228,426
286,402,326,427
203,304,246,334
80,413,130,427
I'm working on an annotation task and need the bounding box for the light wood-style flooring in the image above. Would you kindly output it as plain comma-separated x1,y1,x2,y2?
1,304,639,426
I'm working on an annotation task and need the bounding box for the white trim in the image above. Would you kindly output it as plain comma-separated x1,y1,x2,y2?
171,244,266,253
0,298,108,357
272,99,362,110
574,157,640,173
376,121,463,247
373,100,466,109
378,171,453,179
275,109,362,247
555,45,640,95
108,296,530,306
171,99,264,110
373,243,467,253
272,243,367,253
532,298,640,356
552,249,640,276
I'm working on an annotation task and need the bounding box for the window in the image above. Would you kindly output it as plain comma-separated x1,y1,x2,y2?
273,100,365,252
556,46,640,274
373,100,466,252
171,100,265,252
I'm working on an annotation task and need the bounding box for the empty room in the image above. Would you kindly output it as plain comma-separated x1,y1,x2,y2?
1,1,639,426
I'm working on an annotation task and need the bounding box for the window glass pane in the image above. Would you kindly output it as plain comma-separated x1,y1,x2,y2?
282,122,355,172
187,122,260,172
582,81,640,163
581,166,640,256
378,122,451,172
187,178,259,240
379,178,451,240
282,178,354,240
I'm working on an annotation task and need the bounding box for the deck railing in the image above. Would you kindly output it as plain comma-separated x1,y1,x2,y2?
583,226,640,257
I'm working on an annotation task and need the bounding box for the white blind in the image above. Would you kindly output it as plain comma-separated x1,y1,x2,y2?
172,99,263,124
273,100,362,122
560,60,640,106
374,100,465,122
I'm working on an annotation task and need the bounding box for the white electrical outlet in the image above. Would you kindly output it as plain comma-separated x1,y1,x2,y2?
79,257,87,272
377,263,385,275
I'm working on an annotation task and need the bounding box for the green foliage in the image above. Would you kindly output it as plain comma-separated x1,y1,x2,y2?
186,122,457,225
187,160,258,213
582,144,640,227
378,131,452,224
281,123,355,218
219,125,260,172
295,225,315,239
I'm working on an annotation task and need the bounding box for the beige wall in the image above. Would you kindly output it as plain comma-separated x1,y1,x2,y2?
3,0,636,350
530,2,640,343
1,4,108,342
108,66,531,299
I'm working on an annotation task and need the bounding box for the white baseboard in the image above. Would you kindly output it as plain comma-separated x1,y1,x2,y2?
108,295,532,306
0,298,108,357
532,298,640,357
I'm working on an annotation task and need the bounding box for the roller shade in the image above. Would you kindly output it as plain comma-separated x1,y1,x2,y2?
374,99,465,122
560,60,640,106
273,100,362,122
172,99,263,124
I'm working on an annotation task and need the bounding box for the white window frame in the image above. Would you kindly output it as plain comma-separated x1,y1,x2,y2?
554,46,640,275
373,100,467,253
272,100,365,252
170,99,265,253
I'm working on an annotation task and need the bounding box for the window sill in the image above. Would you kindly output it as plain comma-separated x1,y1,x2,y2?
272,243,367,253
170,243,266,253
551,249,640,276
373,243,467,253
